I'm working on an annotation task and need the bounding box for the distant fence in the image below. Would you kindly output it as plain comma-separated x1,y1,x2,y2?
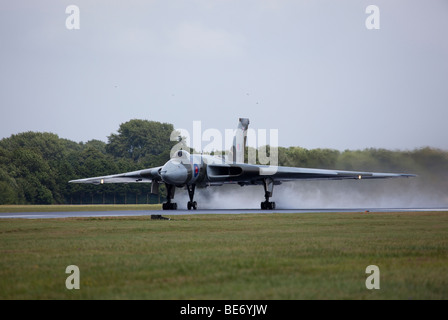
66,192,163,205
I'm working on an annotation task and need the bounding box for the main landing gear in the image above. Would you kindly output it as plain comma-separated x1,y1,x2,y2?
261,178,276,210
162,184,177,210
162,181,276,211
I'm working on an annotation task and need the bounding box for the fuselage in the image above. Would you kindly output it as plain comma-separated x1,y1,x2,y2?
160,150,226,187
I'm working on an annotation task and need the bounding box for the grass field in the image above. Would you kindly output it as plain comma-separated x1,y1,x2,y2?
0,210,447,299
0,204,161,213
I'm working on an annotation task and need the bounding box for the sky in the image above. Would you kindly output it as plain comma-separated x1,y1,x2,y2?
1,0,447,151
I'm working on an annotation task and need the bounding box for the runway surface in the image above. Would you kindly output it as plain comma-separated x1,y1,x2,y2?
1,208,447,219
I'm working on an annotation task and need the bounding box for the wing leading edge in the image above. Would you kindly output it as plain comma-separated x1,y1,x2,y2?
69,167,162,185
267,165,416,181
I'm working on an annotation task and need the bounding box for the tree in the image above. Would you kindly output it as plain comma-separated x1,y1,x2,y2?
11,148,56,204
106,119,178,166
0,167,18,204
0,132,76,204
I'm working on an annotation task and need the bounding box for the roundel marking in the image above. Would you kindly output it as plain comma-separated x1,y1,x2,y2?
194,164,199,177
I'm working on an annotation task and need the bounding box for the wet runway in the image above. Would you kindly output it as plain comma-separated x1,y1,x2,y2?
1,208,447,219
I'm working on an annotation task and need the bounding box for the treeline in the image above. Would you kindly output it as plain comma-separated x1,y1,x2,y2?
278,146,448,196
0,120,177,205
0,119,447,205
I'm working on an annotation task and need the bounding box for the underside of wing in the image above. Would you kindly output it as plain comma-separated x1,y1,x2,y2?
206,163,416,185
69,167,162,185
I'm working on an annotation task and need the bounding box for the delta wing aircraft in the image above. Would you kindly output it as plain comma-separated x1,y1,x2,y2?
70,118,416,210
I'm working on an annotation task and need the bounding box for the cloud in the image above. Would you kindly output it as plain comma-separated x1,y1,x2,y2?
170,22,246,59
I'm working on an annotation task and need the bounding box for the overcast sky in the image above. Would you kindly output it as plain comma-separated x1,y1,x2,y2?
1,0,447,151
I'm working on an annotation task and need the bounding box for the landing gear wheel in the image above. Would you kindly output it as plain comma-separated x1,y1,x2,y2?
186,185,198,210
261,201,276,210
163,184,177,210
163,202,177,210
188,201,198,210
261,178,275,210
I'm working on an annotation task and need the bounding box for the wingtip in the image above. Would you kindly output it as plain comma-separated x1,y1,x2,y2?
68,179,84,183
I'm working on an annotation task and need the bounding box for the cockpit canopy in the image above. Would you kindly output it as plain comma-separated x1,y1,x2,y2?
171,149,191,163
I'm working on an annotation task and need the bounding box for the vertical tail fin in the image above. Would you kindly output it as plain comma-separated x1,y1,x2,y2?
228,118,249,163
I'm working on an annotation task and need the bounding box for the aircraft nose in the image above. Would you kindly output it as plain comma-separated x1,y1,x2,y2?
161,161,188,185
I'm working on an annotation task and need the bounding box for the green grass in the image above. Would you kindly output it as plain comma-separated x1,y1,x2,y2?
0,212,447,299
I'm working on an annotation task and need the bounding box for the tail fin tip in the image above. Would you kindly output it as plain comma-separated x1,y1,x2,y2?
230,118,250,163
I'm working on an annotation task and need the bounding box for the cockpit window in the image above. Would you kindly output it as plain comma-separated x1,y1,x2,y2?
171,149,190,162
